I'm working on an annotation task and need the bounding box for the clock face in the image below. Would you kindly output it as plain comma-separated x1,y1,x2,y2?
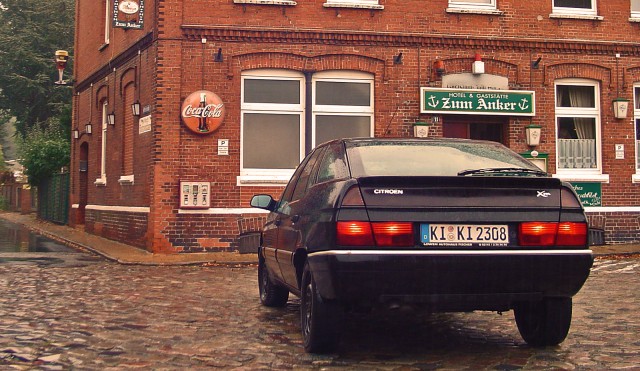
118,0,139,15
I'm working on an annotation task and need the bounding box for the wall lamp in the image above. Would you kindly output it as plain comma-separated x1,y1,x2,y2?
107,112,116,126
393,52,403,65
73,123,93,139
525,124,542,147
434,60,445,77
531,57,542,69
214,48,223,62
131,101,141,117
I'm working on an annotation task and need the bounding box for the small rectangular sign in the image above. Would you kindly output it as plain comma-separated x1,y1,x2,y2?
138,115,151,134
218,139,229,156
421,88,535,116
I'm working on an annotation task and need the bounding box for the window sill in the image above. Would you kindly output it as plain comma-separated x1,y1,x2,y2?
233,0,297,5
237,175,291,186
323,2,384,10
630,17,640,23
94,178,107,186
118,175,135,185
632,174,640,183
549,13,603,21
446,8,503,16
552,173,609,183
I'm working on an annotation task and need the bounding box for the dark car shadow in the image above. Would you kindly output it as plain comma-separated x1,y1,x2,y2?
258,299,540,360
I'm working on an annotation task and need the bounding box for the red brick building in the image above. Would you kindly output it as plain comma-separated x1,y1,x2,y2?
70,0,640,252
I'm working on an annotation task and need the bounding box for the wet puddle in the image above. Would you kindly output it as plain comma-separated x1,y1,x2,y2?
0,219,76,253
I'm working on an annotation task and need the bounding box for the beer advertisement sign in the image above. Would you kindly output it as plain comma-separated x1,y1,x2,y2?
181,90,226,135
112,0,145,29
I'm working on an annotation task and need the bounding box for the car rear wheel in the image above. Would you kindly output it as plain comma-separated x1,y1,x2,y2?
301,262,342,353
258,257,289,307
514,297,572,346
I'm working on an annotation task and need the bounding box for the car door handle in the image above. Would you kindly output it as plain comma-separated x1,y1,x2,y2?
291,215,300,223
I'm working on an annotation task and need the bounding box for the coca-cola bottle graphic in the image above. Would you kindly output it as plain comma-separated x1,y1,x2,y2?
198,92,209,132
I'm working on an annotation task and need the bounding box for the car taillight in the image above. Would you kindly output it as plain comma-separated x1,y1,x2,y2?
371,222,414,247
519,222,587,247
337,221,414,247
336,221,374,246
556,222,588,246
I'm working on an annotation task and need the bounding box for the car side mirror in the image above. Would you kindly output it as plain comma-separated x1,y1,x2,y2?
250,194,276,211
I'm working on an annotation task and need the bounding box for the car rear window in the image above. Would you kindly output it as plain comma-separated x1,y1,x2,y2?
346,140,541,177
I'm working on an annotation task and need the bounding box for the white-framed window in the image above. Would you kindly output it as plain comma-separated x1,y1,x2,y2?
632,0,640,18
104,0,110,45
240,70,305,182
448,0,497,11
552,0,597,16
555,79,603,179
312,71,374,147
323,0,383,9
96,101,108,185
634,85,640,174
239,69,375,185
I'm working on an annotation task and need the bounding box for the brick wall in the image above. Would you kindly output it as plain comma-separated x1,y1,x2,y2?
72,0,640,251
85,209,148,248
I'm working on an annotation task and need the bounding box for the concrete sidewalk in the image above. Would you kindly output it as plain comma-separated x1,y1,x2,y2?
0,212,257,266
1,211,638,266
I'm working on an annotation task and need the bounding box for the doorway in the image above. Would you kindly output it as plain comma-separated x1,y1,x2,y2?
442,115,508,145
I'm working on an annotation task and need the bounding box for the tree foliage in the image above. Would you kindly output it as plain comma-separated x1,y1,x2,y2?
18,121,70,186
0,0,75,137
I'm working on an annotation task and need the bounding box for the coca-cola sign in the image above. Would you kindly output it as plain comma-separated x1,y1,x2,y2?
181,90,226,135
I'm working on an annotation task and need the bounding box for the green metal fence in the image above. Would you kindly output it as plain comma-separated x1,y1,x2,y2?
38,172,69,225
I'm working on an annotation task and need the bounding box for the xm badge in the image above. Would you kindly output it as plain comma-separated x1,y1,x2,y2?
537,190,551,198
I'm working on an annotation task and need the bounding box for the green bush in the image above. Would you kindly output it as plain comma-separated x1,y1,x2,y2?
18,123,70,186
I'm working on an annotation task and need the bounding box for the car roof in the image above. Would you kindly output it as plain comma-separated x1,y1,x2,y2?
320,137,504,147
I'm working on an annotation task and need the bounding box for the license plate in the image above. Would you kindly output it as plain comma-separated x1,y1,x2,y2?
421,224,509,247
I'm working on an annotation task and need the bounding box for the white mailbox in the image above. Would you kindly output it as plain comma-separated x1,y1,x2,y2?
180,181,211,209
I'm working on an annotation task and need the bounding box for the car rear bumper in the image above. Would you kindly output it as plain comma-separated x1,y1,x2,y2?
307,249,593,312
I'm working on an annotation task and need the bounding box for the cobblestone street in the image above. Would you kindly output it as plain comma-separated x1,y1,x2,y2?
1,253,638,370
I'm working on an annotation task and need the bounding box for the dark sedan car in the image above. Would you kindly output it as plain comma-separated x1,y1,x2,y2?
251,138,593,353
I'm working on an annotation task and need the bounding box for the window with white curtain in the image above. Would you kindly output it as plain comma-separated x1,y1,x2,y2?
555,80,601,173
448,0,496,10
553,0,596,16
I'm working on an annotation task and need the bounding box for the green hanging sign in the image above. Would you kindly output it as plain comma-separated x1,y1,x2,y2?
420,88,535,116
570,182,602,207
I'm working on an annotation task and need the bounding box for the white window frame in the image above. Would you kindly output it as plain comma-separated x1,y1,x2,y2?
634,85,640,182
552,0,597,16
448,0,497,11
311,70,374,147
553,79,608,182
632,0,640,19
95,101,108,185
323,0,383,10
104,0,110,45
239,69,305,185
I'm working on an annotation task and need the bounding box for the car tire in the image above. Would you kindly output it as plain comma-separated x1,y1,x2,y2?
514,297,572,346
300,262,342,353
258,256,289,307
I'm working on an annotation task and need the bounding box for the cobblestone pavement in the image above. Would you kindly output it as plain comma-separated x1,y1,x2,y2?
1,254,639,370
